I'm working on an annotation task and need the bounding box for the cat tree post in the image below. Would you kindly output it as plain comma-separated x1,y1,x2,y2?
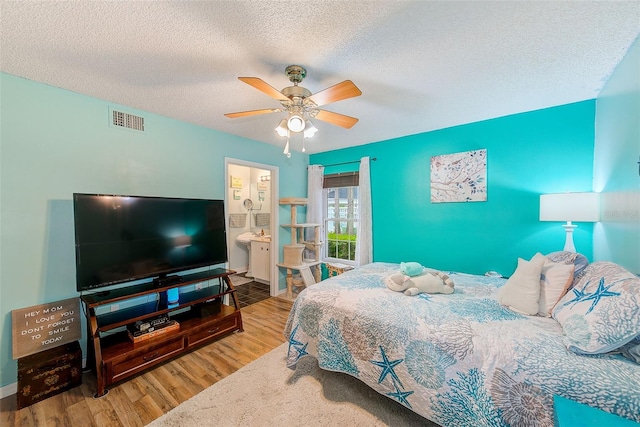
277,198,324,298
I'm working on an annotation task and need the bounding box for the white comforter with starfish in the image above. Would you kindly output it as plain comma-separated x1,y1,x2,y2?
284,262,640,427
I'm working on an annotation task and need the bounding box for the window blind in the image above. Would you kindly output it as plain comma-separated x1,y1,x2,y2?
323,172,359,188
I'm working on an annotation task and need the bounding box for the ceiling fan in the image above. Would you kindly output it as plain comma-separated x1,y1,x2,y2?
225,65,362,143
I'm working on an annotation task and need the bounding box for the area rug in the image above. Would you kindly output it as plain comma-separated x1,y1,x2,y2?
229,273,253,286
147,343,436,427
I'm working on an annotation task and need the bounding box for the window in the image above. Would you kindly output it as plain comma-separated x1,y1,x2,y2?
323,173,359,263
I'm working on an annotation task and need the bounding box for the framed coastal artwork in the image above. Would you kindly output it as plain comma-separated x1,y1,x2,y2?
430,149,487,203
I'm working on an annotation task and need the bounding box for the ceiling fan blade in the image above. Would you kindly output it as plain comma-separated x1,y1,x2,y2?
314,110,359,129
224,108,281,118
238,77,290,102
306,80,362,107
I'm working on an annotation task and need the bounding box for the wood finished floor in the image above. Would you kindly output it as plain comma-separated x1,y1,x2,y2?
1,297,293,427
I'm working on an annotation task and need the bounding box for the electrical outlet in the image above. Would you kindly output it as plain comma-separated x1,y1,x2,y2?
110,303,119,312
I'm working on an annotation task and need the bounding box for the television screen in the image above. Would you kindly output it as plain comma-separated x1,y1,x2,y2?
73,193,228,292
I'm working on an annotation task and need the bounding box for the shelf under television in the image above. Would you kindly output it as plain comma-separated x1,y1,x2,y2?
99,304,238,361
81,268,234,307
95,285,236,332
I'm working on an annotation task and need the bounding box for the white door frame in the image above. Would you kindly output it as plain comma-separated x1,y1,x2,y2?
224,157,279,297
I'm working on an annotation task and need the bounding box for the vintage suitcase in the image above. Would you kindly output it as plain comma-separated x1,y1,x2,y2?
17,341,82,409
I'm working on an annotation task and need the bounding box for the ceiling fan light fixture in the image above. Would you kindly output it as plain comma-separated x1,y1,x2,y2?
287,114,305,133
225,66,362,153
275,119,288,137
303,120,318,138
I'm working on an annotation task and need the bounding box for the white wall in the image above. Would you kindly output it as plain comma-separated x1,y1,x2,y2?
593,36,640,273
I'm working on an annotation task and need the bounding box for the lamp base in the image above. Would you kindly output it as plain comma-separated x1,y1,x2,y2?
562,221,577,253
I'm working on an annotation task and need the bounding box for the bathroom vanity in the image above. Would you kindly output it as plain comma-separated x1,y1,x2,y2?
250,238,271,283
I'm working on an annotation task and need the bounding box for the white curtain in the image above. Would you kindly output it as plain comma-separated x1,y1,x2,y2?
306,165,325,243
355,156,373,266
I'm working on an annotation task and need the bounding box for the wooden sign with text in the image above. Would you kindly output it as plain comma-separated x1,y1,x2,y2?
12,297,81,359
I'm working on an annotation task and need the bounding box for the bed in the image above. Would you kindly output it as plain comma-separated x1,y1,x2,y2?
284,259,640,427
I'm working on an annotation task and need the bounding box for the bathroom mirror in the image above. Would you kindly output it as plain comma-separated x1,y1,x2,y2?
250,174,271,231
249,184,269,213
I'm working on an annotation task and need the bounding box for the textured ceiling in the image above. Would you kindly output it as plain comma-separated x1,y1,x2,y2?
1,1,639,154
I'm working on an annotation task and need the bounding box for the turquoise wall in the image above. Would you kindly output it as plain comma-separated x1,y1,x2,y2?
0,73,308,388
593,36,640,273
311,101,596,276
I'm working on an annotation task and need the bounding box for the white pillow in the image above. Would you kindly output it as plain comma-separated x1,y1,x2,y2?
497,253,545,315
538,260,575,317
552,261,640,354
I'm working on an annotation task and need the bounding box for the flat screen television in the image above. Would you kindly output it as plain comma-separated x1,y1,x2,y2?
73,193,228,292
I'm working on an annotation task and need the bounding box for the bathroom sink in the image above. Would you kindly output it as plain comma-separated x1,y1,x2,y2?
236,232,271,246
236,232,270,279
236,232,255,247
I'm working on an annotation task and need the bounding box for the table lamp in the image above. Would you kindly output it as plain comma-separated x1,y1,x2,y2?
539,192,600,252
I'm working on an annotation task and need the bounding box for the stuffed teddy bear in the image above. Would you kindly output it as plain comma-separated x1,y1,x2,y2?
385,270,455,296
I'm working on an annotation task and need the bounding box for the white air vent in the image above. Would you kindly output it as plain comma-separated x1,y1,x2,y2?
110,109,144,132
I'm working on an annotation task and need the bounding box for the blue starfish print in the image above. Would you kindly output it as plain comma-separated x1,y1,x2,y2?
287,325,304,357
562,286,586,307
387,384,414,408
293,341,308,359
563,278,621,314
370,346,404,388
287,324,310,364
580,277,621,314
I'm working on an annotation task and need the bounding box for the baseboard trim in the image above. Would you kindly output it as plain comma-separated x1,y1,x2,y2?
0,382,17,399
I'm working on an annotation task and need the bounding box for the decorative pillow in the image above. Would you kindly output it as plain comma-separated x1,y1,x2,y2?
545,251,589,286
538,260,575,317
552,261,640,354
497,253,545,315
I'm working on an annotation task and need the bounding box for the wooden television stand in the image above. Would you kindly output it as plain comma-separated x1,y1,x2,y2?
80,268,243,397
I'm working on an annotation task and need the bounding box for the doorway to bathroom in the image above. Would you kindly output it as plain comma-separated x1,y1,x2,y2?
225,158,279,300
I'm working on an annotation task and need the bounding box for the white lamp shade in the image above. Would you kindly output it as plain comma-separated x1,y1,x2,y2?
303,120,318,138
540,192,600,222
287,114,305,132
275,119,288,137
